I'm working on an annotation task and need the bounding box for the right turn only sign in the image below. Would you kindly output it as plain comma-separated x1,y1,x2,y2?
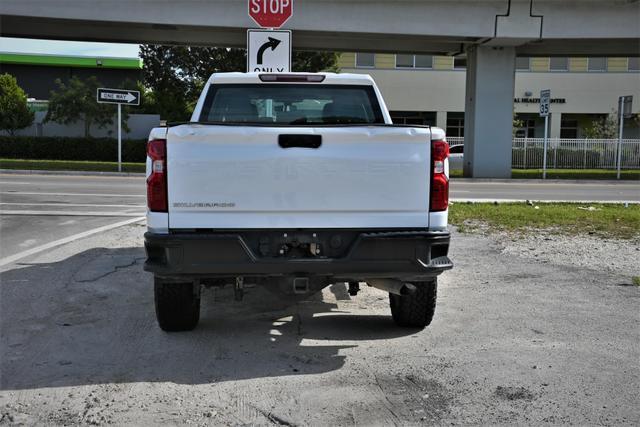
247,29,291,72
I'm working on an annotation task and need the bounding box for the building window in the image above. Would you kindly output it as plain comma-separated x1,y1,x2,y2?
395,54,414,68
549,57,568,71
390,111,436,126
395,54,433,69
628,57,639,71
515,119,536,138
560,119,578,139
414,54,433,69
588,57,607,72
453,57,467,70
446,113,465,137
516,57,530,71
355,53,375,68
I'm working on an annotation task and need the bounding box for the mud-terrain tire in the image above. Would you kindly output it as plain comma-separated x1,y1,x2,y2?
389,279,437,328
154,277,200,332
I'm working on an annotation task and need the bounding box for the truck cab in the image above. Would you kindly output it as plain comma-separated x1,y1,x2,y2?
144,72,452,331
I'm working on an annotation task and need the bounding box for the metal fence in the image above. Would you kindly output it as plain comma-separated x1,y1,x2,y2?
446,137,640,169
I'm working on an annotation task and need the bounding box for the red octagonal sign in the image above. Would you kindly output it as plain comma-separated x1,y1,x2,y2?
249,0,293,28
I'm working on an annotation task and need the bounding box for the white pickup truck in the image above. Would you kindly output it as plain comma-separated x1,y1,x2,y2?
144,72,452,331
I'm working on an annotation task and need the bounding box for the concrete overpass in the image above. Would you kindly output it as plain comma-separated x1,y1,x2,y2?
2,0,639,177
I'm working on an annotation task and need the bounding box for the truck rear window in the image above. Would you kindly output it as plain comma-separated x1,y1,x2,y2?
199,84,385,125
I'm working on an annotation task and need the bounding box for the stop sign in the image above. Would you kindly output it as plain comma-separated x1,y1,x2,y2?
249,0,293,28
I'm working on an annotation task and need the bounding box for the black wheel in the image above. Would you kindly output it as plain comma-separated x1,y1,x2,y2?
154,277,200,331
389,279,437,328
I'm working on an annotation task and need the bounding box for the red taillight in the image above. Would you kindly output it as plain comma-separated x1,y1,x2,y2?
430,140,449,212
147,139,167,212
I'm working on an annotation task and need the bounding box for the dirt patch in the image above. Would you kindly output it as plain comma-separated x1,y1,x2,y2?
458,226,640,279
1,225,639,425
495,386,536,401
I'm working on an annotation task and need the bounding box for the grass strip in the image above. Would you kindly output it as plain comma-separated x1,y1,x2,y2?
511,169,640,180
450,169,640,180
449,202,640,239
0,159,145,173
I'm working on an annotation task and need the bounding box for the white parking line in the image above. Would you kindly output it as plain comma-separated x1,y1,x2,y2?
0,202,145,208
0,191,145,197
0,216,145,268
451,198,640,203
0,210,144,217
0,180,143,187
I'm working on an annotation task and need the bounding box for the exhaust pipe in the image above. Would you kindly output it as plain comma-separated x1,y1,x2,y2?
367,279,416,296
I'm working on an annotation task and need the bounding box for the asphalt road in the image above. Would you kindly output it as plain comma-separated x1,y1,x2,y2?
0,174,145,260
452,179,640,203
0,172,638,263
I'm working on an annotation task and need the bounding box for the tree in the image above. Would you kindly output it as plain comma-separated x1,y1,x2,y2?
292,51,340,73
512,113,525,137
583,110,619,139
45,76,118,138
139,45,341,121
0,73,35,136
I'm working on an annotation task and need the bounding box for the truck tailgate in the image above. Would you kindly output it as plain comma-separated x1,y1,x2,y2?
166,124,431,229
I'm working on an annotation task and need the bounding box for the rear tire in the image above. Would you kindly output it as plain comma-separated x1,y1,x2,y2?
154,277,200,332
389,279,437,328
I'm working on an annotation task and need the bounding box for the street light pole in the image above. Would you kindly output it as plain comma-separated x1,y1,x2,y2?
117,103,122,173
542,114,549,179
616,96,624,180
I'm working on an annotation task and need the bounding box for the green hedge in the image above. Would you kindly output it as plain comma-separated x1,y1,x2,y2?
0,136,147,162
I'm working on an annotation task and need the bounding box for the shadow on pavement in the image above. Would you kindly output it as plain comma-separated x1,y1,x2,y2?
0,247,414,391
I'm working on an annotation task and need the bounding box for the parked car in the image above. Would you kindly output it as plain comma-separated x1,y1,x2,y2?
449,144,464,171
143,72,453,331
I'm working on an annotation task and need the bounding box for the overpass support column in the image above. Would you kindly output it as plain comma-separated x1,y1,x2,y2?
463,45,516,178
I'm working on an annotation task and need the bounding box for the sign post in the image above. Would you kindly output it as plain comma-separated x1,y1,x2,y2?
539,89,550,179
617,95,633,180
96,88,140,172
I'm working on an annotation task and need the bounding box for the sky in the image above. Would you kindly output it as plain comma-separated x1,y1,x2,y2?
0,37,140,58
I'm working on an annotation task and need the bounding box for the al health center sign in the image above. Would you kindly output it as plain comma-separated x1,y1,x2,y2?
249,0,293,28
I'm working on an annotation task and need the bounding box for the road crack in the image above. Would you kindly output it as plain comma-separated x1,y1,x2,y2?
373,373,402,426
249,404,298,426
74,255,145,283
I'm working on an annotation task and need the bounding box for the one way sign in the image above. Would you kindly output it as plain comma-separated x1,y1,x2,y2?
247,29,291,72
97,88,140,105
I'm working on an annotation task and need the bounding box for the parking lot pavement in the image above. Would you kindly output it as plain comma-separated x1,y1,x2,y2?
1,225,637,425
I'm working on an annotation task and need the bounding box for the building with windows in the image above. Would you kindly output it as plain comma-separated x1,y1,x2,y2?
0,52,157,139
339,53,640,139
0,52,142,100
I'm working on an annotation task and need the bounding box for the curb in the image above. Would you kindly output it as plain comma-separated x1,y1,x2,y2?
450,198,640,204
0,169,146,177
450,177,639,185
